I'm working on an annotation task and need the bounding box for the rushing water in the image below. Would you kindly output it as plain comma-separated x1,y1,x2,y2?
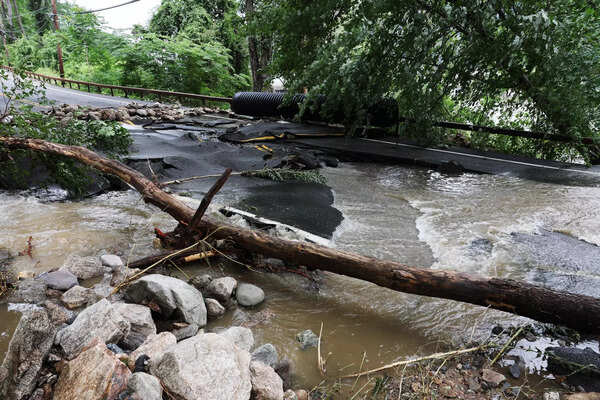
1,162,600,394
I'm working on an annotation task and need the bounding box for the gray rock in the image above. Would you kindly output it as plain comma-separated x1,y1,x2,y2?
0,309,55,400
128,332,177,371
124,274,207,327
101,254,124,270
296,330,318,350
252,343,279,368
61,285,99,309
205,276,237,304
56,298,130,359
43,300,75,326
6,279,46,304
127,372,162,400
110,266,137,287
112,303,157,350
61,254,108,280
40,270,78,291
92,283,114,299
250,360,284,400
236,283,265,307
189,274,212,292
219,326,254,352
151,333,251,400
205,298,226,318
172,323,199,341
509,361,522,379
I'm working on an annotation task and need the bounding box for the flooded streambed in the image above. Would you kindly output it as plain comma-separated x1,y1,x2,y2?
1,162,600,396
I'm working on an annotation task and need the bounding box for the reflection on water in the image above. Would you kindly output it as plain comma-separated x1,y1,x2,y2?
1,162,599,394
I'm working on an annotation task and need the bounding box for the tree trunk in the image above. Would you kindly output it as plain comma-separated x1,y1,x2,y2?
3,136,600,333
11,0,25,37
245,0,272,91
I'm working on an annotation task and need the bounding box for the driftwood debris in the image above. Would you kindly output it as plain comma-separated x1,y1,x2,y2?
3,136,600,333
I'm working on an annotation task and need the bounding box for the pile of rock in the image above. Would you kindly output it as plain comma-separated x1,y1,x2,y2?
44,102,234,123
1,252,303,400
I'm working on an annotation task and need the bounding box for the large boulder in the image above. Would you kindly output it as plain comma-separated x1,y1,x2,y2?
53,338,131,400
56,299,130,359
112,303,157,350
151,333,251,400
43,300,75,326
218,326,254,352
61,254,108,280
39,270,78,291
127,372,162,400
61,285,99,309
250,361,285,400
0,309,55,400
124,274,207,327
100,254,124,270
128,332,177,370
6,279,46,304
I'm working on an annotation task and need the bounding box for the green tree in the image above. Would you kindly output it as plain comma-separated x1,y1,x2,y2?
150,0,249,75
120,32,249,96
258,0,600,160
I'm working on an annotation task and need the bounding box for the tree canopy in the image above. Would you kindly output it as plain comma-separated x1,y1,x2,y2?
257,0,600,160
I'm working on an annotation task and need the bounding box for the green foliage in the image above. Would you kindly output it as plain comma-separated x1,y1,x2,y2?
0,70,132,196
121,33,249,97
149,0,249,75
242,168,327,184
2,1,250,98
258,0,600,161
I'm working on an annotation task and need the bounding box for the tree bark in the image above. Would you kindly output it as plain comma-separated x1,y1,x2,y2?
244,0,272,91
3,136,600,333
11,0,25,37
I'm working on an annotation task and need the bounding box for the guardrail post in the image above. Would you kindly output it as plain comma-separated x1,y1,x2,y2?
123,90,128,98
87,84,90,92
110,88,114,97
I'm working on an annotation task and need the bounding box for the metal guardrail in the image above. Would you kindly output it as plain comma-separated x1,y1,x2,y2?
1,65,233,105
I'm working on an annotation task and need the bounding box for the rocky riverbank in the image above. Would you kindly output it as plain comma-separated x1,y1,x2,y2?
0,253,306,400
2,249,600,399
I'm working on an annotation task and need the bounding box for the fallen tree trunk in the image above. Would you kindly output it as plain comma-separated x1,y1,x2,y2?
3,136,600,332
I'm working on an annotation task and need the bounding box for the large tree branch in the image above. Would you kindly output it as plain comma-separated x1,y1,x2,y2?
3,136,600,333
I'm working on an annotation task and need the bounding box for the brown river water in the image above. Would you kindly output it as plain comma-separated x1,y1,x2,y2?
1,162,600,395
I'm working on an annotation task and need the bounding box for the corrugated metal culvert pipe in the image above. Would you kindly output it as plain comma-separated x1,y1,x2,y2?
231,92,398,127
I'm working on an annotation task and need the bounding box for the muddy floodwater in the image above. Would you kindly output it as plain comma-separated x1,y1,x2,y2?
2,162,600,394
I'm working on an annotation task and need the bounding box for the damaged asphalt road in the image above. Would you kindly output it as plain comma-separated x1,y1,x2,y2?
125,117,344,239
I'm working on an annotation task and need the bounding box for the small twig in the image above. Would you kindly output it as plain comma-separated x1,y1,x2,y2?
162,172,243,186
183,251,216,263
490,327,523,366
168,259,191,280
352,352,367,390
317,322,326,377
159,381,177,400
111,240,204,294
341,346,484,379
349,377,375,400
